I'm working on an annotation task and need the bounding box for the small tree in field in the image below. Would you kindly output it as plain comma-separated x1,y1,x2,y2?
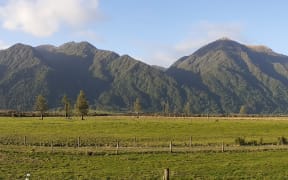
134,98,141,117
184,102,190,117
239,105,248,115
164,101,170,116
75,90,89,120
61,95,71,118
35,95,48,120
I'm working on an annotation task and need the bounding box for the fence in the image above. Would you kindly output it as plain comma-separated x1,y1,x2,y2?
2,135,288,155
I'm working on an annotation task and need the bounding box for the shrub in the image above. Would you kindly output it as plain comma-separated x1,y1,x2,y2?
235,137,246,146
248,140,257,146
259,137,263,145
277,136,287,145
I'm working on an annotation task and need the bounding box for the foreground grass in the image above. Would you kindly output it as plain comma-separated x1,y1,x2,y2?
1,147,288,179
2,116,288,178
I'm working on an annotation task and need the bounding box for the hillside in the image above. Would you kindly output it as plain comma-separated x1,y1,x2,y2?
0,42,183,112
168,38,288,114
1,39,288,114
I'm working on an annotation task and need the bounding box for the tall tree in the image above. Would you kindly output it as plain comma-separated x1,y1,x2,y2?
184,101,191,117
239,105,248,115
34,95,48,120
61,95,71,118
134,98,141,117
164,101,170,116
75,90,89,120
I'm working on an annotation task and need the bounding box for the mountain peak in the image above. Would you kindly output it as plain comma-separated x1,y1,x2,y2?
57,41,97,57
213,37,242,45
217,37,232,41
59,41,96,50
6,43,36,57
9,43,33,50
189,38,243,58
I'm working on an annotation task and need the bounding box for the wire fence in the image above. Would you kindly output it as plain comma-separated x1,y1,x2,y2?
1,135,288,155
2,139,288,179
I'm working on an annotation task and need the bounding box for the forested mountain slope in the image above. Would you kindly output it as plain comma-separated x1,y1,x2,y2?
1,39,288,114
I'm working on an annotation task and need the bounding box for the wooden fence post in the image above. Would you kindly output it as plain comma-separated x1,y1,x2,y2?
163,168,170,180
77,136,80,148
169,141,173,153
51,141,54,152
24,136,27,146
222,141,224,152
116,140,119,155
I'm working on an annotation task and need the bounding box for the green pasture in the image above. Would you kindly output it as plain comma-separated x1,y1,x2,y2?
2,146,288,179
2,116,288,179
1,116,288,146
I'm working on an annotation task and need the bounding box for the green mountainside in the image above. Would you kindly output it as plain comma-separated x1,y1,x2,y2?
168,39,288,114
1,39,288,114
0,41,183,112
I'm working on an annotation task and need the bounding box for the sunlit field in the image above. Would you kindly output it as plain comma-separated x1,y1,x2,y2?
2,116,288,178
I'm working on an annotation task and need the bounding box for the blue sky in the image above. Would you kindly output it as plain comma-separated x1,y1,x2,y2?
0,0,288,67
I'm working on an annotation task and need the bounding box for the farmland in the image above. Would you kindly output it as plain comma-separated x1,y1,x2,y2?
2,116,288,179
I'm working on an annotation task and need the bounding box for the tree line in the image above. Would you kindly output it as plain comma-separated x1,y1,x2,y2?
35,90,89,120
34,91,250,120
34,90,143,120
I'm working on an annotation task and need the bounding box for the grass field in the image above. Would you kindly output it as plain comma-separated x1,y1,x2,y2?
2,116,288,146
2,146,288,179
2,116,288,179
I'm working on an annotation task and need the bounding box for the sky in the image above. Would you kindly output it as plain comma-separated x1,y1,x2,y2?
0,0,288,67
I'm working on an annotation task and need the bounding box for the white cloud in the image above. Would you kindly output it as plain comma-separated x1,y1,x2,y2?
0,0,100,37
146,22,246,67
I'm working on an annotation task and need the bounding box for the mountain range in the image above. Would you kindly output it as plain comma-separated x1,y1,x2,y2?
1,38,288,114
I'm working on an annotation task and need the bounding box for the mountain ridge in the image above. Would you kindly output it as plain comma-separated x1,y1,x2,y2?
1,39,288,114
168,38,288,113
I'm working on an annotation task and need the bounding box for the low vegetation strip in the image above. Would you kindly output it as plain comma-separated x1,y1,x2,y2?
2,143,288,155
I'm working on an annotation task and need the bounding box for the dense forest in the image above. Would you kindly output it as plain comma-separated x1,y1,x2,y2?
1,39,288,114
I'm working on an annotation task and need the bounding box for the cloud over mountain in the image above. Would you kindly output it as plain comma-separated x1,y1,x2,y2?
0,0,100,37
